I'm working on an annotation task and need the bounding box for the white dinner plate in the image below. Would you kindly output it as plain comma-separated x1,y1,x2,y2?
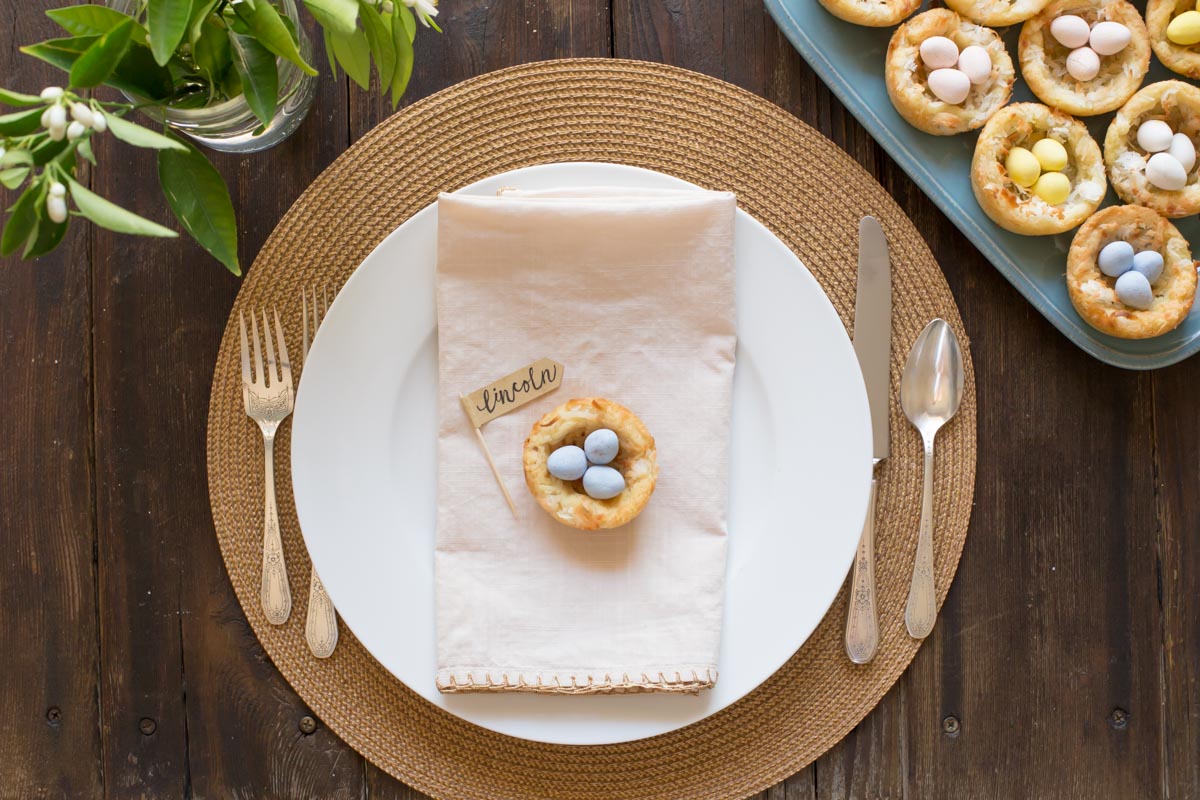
291,162,872,745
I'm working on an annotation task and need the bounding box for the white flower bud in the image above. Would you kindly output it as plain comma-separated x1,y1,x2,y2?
0,146,6,161
91,110,107,133
66,121,86,140
47,104,67,130
41,107,52,128
47,195,68,224
49,181,66,198
70,102,94,127
40,86,64,101
382,0,394,11
48,123,66,142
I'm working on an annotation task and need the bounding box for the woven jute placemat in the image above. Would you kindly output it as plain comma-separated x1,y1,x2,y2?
206,58,977,800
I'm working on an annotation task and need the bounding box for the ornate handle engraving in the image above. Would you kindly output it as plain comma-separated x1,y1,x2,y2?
305,569,338,658
905,438,937,639
846,479,880,664
261,436,292,625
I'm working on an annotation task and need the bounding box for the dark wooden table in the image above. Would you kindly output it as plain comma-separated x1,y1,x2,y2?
2,1,1197,798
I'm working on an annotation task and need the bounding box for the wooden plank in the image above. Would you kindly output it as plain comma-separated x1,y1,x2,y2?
89,15,364,799
0,11,102,798
351,1,611,796
1152,359,1200,798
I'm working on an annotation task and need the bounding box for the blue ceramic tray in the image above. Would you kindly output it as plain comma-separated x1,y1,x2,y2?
765,0,1200,369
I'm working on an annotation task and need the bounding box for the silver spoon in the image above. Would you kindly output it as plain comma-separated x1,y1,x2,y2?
900,319,964,640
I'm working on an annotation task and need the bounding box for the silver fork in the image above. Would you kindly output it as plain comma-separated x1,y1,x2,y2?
239,308,294,625
301,287,338,658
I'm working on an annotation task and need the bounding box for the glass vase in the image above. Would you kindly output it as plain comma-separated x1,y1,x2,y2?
107,0,318,153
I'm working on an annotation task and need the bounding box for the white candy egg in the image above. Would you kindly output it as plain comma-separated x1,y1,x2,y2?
920,36,960,70
1050,15,1091,48
1065,46,1100,81
582,466,625,500
1089,21,1131,55
1114,270,1154,310
927,68,970,105
1169,132,1196,172
957,45,992,85
1146,151,1189,190
583,428,619,465
547,445,588,481
1137,119,1174,153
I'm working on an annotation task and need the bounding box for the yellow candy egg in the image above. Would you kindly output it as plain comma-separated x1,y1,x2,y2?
1033,172,1071,204
1167,10,1200,45
1005,147,1041,188
1031,138,1069,172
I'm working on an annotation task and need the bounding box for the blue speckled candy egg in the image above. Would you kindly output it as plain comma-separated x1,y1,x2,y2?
547,445,588,481
584,428,619,465
1115,270,1154,310
1132,250,1164,284
582,465,625,499
1098,241,1134,278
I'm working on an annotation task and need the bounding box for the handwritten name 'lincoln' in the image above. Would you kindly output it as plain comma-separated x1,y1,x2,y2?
475,363,559,415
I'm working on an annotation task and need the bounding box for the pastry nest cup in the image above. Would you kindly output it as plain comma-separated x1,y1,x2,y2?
1019,0,1150,117
971,102,1107,235
1067,204,1197,338
1147,0,1200,79
886,9,1014,136
945,0,1053,26
1104,80,1200,217
523,398,658,531
816,0,920,27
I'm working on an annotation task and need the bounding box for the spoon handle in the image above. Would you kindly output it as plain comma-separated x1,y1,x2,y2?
845,479,880,664
905,439,937,639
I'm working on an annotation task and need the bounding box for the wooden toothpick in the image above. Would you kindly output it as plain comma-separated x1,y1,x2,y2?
460,393,518,518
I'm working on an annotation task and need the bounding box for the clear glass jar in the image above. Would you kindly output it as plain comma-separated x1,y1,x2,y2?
107,0,317,153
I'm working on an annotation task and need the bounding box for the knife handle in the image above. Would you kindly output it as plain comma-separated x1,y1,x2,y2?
845,479,880,664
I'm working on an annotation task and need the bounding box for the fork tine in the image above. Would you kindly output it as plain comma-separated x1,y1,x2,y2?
261,308,277,386
238,312,251,386
274,307,292,389
250,310,265,387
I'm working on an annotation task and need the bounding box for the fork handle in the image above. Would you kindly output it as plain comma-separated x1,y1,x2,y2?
305,568,338,658
845,479,879,664
261,435,292,625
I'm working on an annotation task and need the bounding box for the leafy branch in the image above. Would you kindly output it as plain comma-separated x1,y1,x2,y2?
1,0,440,274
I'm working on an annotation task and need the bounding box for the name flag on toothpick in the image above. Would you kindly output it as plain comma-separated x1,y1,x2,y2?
459,357,564,516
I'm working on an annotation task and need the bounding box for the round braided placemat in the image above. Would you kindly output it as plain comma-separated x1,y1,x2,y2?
206,59,977,800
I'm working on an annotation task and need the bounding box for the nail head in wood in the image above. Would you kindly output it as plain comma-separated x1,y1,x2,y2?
299,715,317,735
942,715,960,737
1109,708,1129,730
45,707,61,725
139,718,157,736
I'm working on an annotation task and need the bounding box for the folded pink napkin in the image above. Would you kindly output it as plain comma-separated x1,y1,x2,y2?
435,186,736,694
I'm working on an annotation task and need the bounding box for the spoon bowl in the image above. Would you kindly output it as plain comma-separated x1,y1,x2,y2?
899,319,965,639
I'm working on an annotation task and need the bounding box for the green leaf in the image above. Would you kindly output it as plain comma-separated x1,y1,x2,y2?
0,167,29,190
229,32,278,126
0,149,34,168
234,0,318,76
67,178,178,237
77,137,96,165
304,0,359,35
46,5,148,44
193,19,232,86
0,107,47,136
1,186,40,257
24,37,175,99
69,19,136,88
390,6,413,106
147,0,193,66
32,137,70,165
24,213,68,259
0,88,45,107
188,0,221,47
330,27,370,90
105,113,190,151
399,5,416,42
157,135,240,275
359,2,394,88
323,28,338,77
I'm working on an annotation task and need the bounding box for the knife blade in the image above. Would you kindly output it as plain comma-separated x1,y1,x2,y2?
845,216,891,665
853,216,891,462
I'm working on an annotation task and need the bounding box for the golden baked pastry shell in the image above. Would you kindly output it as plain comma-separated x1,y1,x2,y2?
1104,80,1200,217
1147,0,1200,79
816,0,920,27
523,398,658,531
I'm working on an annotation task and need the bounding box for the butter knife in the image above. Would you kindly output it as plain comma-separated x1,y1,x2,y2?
845,216,891,665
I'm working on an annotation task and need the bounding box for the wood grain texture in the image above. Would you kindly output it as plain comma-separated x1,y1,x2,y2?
0,10,102,799
0,0,1197,797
